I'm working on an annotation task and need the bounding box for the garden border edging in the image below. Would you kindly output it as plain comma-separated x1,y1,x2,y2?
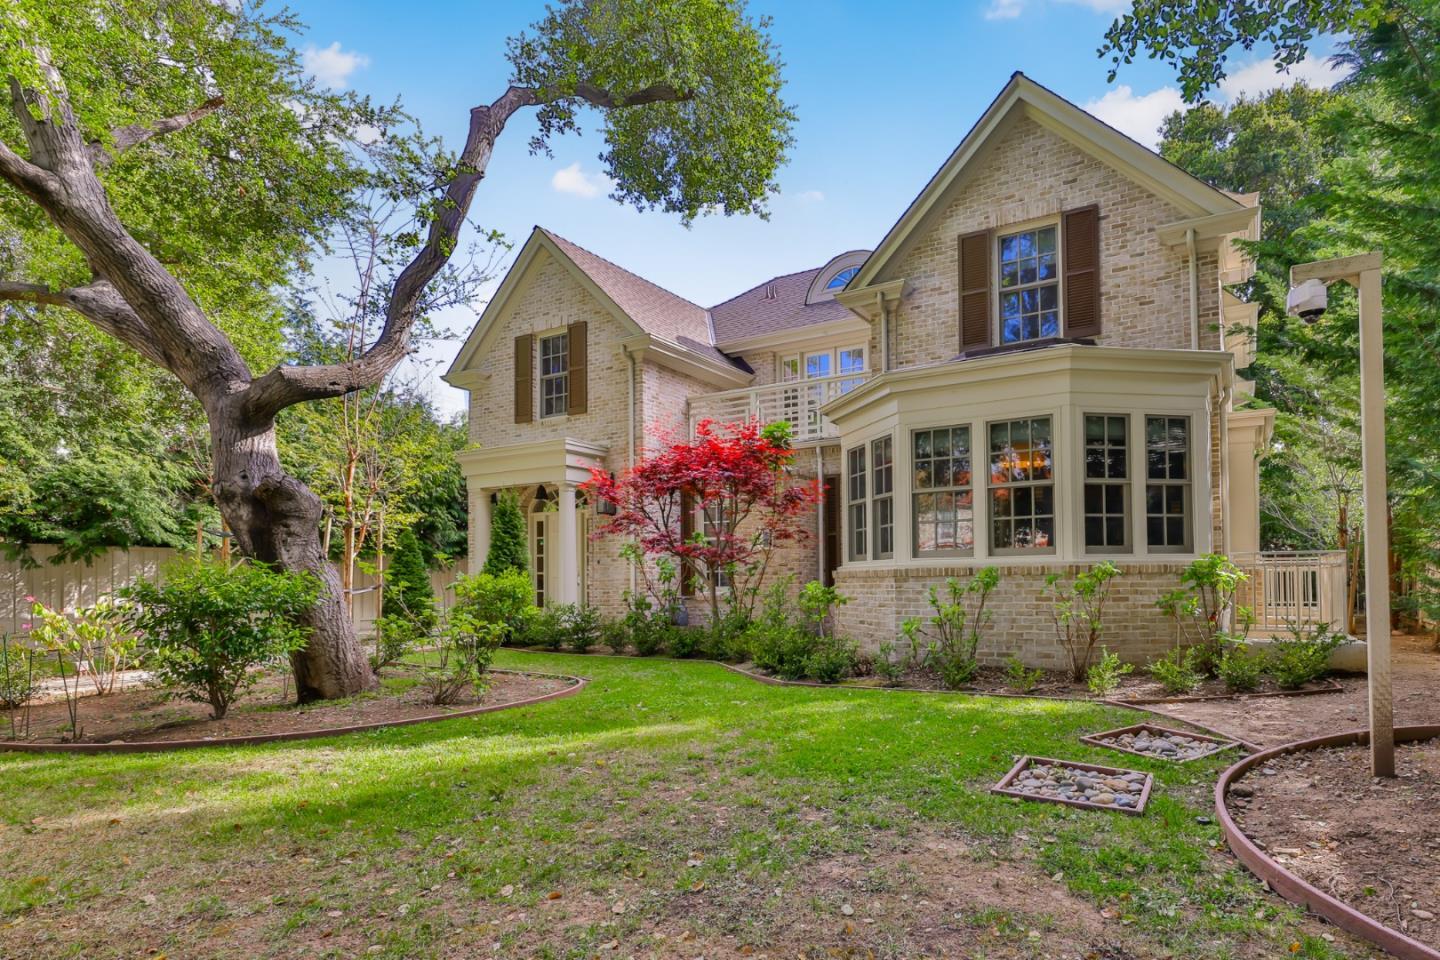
0,668,587,755
1215,724,1440,960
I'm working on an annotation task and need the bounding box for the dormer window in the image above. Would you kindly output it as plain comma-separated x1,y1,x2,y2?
998,225,1059,344
825,266,859,291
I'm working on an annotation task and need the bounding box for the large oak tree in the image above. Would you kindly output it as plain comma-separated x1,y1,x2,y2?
0,0,794,700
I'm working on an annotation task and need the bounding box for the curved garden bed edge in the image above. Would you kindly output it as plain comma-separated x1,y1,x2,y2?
0,668,587,755
1215,724,1440,960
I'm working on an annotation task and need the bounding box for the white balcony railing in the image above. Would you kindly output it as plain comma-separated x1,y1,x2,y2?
1234,550,1348,635
688,372,869,442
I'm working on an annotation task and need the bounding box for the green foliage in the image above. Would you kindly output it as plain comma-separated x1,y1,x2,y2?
371,613,424,674
385,529,437,634
1003,655,1044,694
452,569,537,647
122,561,319,719
744,581,856,683
1086,647,1134,697
0,634,39,713
1217,642,1266,693
601,617,629,655
900,568,1000,690
1267,623,1343,689
1148,647,1205,697
26,595,140,696
872,641,906,687
797,580,848,639
1156,554,1251,675
483,493,529,577
521,603,602,653
421,610,503,706
621,593,674,657
1043,560,1122,682
508,0,795,223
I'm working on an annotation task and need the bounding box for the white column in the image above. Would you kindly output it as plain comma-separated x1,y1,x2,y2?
556,483,580,605
472,487,491,574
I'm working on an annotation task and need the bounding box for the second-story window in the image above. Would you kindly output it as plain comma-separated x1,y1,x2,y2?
998,225,1059,344
539,332,569,418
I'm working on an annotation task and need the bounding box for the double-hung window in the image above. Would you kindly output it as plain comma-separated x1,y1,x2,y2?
1083,414,1129,551
998,225,1060,344
988,416,1055,552
846,446,867,560
871,436,894,559
1146,415,1192,551
539,332,569,418
912,426,974,557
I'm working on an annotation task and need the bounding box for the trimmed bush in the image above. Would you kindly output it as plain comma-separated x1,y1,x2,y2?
483,492,528,576
452,569,536,646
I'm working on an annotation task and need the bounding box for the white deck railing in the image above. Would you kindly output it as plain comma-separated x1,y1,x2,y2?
1234,550,1348,634
688,372,868,442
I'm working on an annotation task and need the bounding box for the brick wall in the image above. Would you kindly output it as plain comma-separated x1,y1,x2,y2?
873,114,1224,370
833,562,1188,669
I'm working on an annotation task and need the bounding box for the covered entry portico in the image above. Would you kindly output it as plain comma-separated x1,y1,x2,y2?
458,437,609,606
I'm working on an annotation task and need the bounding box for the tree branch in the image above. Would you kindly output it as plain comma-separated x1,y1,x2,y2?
89,96,226,168
0,278,171,368
242,80,693,420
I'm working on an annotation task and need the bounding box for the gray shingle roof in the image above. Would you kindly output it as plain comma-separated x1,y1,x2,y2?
541,229,735,368
709,268,856,346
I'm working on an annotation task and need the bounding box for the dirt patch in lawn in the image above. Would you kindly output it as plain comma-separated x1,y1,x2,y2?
1,667,570,745
1228,736,1440,950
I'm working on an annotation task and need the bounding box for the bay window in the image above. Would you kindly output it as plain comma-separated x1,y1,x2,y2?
872,436,894,559
846,445,867,560
912,426,974,557
1146,415,1192,552
1083,414,1129,551
987,416,1055,552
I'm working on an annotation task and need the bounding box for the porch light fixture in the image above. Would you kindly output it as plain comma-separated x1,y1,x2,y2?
1287,251,1392,777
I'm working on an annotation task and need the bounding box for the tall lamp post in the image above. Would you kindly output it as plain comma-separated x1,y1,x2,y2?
1286,251,1392,777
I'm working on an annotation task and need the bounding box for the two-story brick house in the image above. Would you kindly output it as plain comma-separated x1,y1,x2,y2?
444,73,1336,667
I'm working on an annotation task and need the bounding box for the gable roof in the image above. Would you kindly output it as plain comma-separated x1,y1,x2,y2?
850,72,1246,289
709,266,857,346
446,227,737,382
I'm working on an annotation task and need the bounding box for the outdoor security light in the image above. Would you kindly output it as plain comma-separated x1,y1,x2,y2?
1285,277,1329,323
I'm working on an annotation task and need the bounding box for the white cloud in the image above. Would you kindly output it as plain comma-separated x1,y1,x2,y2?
795,189,825,203
551,161,615,199
1083,84,1187,149
1217,53,1349,101
984,0,1025,19
302,42,370,90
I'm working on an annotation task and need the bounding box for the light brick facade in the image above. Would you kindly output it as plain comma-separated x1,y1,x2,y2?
447,74,1270,666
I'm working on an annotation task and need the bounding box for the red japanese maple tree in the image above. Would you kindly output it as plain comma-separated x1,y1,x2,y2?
585,419,820,623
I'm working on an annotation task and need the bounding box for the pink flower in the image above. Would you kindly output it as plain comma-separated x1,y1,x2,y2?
24,595,35,603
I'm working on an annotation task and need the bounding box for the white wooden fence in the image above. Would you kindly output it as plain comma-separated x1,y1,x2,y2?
0,544,465,637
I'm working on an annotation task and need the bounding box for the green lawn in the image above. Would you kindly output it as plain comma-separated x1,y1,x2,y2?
0,652,1355,959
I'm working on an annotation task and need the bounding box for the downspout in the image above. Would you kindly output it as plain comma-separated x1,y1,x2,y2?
624,344,638,597
1186,227,1200,350
877,291,891,371
815,446,825,583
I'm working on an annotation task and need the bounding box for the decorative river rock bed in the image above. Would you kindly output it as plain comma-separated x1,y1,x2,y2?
991,756,1153,814
1080,722,1240,762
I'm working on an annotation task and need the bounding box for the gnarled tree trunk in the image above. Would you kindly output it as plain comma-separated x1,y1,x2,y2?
210,403,374,701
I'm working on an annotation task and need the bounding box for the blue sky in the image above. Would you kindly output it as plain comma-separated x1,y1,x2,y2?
287,0,1345,415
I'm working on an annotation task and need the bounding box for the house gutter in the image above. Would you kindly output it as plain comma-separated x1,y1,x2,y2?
624,344,638,596
1186,227,1200,350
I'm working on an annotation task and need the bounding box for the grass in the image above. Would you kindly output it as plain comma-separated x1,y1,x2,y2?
0,651,1357,959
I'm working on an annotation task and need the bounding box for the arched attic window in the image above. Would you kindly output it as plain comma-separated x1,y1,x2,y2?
825,266,859,291
805,250,872,304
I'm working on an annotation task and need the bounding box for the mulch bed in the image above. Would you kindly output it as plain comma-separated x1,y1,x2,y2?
1228,737,1440,951
0,667,570,745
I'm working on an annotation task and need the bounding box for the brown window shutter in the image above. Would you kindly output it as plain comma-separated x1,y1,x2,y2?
567,321,588,415
514,334,533,423
1063,205,1101,338
958,229,993,352
678,490,695,597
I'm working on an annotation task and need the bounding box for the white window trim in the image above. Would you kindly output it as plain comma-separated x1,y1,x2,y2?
909,424,976,560
1143,413,1196,554
992,215,1064,347
778,343,868,383
538,329,570,420
1081,412,1132,555
985,414,1058,557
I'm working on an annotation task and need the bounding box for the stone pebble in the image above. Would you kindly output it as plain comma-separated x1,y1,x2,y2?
1007,761,1149,810
1098,728,1226,761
